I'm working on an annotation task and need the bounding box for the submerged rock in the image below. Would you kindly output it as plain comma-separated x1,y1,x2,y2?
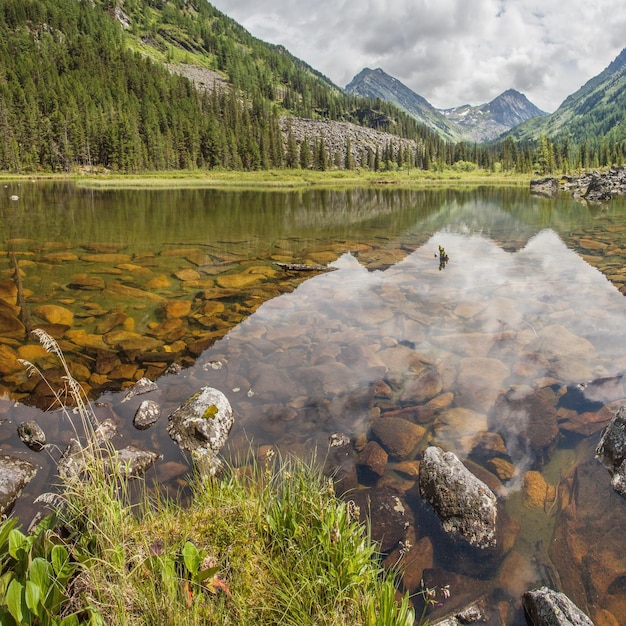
419,446,497,549
167,386,234,475
348,485,413,553
595,404,626,497
122,377,159,402
550,438,626,622
370,417,425,459
0,456,37,514
523,586,594,626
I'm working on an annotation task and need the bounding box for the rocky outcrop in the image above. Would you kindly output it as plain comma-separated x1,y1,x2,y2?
167,386,234,475
279,117,418,169
531,167,626,202
530,177,560,197
523,586,594,626
595,404,626,496
419,446,498,549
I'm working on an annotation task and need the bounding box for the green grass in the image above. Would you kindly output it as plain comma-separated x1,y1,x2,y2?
8,331,416,626
54,452,416,625
0,167,532,190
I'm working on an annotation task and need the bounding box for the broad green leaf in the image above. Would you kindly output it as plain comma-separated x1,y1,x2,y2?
25,579,42,616
182,541,201,575
0,571,14,598
28,557,53,594
8,528,27,560
51,544,75,582
6,578,24,624
194,566,220,583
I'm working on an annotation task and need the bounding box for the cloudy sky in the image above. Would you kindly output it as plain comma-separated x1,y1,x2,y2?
208,0,626,113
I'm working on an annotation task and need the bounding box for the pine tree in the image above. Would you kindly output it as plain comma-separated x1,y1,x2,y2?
345,137,354,170
299,138,311,169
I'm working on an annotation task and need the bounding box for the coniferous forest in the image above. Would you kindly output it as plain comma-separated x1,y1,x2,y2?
1,0,625,174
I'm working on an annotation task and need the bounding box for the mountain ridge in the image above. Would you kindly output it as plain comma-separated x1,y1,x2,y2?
501,46,626,150
346,67,546,143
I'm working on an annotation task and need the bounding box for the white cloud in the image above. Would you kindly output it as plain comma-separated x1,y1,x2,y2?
209,0,626,112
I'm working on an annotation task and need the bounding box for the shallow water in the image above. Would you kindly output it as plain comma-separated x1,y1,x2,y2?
2,183,626,623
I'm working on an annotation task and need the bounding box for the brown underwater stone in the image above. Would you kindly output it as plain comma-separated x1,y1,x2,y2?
370,417,425,460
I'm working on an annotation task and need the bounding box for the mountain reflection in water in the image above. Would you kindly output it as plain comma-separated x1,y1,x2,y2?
4,185,626,624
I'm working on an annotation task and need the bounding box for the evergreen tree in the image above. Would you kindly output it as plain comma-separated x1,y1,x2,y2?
345,137,354,170
299,137,311,169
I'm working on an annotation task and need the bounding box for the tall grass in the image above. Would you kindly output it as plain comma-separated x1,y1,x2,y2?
15,331,415,625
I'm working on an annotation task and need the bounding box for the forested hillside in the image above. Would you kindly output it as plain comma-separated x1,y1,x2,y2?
0,0,448,173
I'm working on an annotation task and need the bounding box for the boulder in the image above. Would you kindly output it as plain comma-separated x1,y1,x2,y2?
419,446,497,549
106,446,161,478
0,456,37,514
595,404,626,496
133,400,161,430
17,421,47,451
167,386,234,475
122,377,159,402
583,174,612,202
324,432,358,495
523,586,593,625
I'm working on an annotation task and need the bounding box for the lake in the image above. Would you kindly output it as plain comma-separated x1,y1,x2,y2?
2,182,626,624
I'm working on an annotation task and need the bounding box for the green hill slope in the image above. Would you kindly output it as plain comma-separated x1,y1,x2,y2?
0,0,444,173
505,48,626,150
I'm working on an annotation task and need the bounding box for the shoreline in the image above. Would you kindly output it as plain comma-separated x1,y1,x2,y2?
0,168,532,190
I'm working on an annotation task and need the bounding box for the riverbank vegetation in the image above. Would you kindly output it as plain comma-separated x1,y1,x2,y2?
0,167,533,190
1,454,416,625
0,332,415,625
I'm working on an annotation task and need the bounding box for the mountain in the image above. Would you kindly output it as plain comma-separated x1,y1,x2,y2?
504,47,626,147
346,68,546,142
441,89,547,142
345,68,462,142
0,0,443,173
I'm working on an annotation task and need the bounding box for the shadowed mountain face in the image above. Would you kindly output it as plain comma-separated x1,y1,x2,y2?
346,68,546,142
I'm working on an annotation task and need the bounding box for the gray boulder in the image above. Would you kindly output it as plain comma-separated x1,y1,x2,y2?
523,586,594,625
595,404,626,496
167,386,234,475
133,399,161,430
419,446,497,549
105,446,161,477
0,455,37,515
